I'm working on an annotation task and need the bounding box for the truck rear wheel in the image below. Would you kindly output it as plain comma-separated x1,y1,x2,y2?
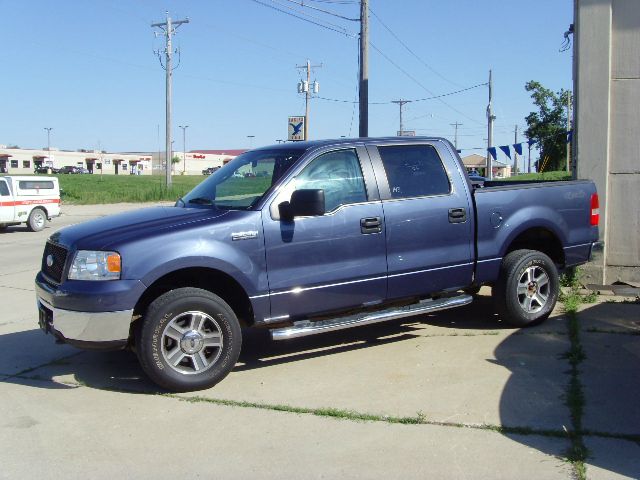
27,208,47,232
136,287,242,392
494,249,559,327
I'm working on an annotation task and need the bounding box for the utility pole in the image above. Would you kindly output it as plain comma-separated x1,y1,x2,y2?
179,125,188,174
513,124,519,175
359,0,369,137
486,70,496,180
566,92,572,173
44,127,53,164
152,12,189,188
296,59,321,141
528,141,532,173
450,121,462,149
392,99,411,136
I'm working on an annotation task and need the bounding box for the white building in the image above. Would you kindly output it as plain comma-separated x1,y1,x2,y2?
0,145,152,175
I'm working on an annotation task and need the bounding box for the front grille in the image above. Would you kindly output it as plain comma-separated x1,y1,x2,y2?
42,241,69,284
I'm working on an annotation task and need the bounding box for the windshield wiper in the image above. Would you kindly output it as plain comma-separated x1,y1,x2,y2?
187,197,213,205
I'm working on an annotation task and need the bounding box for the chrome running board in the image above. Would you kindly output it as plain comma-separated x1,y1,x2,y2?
270,294,473,341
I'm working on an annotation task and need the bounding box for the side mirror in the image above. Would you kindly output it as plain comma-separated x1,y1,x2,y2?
278,189,325,221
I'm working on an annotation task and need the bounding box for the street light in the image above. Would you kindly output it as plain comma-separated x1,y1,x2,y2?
179,125,189,174
44,127,53,167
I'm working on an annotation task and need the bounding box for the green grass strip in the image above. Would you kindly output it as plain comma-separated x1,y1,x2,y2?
561,276,591,480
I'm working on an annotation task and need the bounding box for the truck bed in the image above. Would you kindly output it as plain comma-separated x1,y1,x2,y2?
472,179,598,285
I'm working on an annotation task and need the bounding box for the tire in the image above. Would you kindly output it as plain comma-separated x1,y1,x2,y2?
27,208,47,232
493,249,559,327
0,224,7,231
136,287,242,392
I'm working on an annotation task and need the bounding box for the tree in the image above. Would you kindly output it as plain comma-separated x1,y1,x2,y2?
524,81,570,172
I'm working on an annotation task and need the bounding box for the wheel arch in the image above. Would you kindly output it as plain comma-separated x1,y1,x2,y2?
503,227,565,267
133,267,255,328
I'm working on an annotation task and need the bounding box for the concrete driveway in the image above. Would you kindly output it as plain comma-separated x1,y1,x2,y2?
1,204,638,479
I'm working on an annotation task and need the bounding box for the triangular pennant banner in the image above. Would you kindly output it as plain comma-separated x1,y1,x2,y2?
499,145,511,159
487,147,498,161
567,130,573,143
527,139,536,146
513,143,523,156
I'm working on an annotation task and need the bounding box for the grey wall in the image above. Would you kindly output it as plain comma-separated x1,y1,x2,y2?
575,0,640,285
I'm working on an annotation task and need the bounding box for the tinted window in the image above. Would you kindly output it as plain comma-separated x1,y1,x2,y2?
18,180,55,190
294,149,367,212
0,181,9,196
378,145,451,199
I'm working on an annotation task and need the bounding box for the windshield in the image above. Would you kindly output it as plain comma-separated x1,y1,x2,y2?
182,148,305,210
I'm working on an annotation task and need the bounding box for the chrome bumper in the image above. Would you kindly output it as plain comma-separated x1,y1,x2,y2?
37,296,134,344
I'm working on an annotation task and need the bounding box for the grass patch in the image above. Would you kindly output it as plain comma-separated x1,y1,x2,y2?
54,174,205,204
501,171,571,182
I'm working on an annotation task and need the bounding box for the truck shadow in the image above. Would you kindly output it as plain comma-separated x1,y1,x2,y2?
0,295,506,393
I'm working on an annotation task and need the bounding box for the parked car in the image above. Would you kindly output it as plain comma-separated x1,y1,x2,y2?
1,176,61,231
58,166,81,174
202,167,219,175
468,174,487,188
35,137,599,392
34,166,60,174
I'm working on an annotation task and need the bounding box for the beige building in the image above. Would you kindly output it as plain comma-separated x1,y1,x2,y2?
151,149,245,176
461,154,512,178
574,0,640,284
0,146,152,175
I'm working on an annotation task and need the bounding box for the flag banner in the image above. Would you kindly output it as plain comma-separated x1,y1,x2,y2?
499,145,511,159
527,139,536,146
488,147,498,160
567,130,573,143
513,143,523,156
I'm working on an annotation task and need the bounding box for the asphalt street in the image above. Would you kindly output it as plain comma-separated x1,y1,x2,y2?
0,203,638,479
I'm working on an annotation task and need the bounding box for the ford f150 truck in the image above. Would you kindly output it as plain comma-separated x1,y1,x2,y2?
1,176,61,232
35,137,599,391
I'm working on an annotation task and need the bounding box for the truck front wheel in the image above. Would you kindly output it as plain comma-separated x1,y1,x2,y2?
494,249,559,327
136,287,242,392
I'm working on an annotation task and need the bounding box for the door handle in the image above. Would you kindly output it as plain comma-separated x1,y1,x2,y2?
448,208,467,223
360,216,382,234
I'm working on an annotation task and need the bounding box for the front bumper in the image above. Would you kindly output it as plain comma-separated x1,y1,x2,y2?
35,273,144,349
37,296,133,349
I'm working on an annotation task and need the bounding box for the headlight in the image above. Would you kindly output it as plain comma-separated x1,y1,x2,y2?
68,250,121,281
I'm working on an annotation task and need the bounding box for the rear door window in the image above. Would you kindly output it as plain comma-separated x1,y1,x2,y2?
378,144,451,199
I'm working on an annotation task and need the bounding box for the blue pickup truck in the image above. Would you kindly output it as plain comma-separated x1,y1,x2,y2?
36,137,599,391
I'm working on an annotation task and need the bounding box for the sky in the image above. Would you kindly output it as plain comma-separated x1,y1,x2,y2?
0,0,574,167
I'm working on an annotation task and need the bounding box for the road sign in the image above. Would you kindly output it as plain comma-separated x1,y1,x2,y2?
288,116,305,141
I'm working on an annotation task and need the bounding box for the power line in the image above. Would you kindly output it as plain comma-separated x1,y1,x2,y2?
314,82,487,105
249,0,355,37
369,42,485,125
369,7,463,88
279,0,359,21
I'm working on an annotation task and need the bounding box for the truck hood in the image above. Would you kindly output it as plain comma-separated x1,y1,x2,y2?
48,206,229,251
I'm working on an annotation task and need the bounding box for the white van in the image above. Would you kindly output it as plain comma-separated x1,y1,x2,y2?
0,176,61,232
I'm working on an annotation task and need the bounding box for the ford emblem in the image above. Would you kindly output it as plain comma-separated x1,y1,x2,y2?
46,254,54,268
